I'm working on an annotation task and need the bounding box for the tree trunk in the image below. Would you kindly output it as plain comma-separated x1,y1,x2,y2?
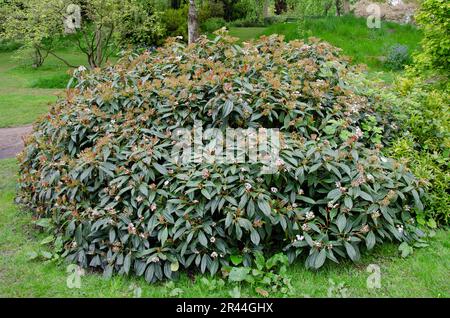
263,0,270,18
188,0,199,44
275,0,287,15
95,28,102,68
32,46,45,68
342,0,351,14
335,0,342,16
324,1,333,16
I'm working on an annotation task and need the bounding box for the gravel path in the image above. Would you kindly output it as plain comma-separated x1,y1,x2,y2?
0,125,33,159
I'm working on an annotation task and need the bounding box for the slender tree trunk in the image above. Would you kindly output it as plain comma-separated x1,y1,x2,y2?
263,0,270,18
342,0,350,14
35,44,76,68
32,46,44,68
188,0,199,44
275,0,287,15
324,1,333,16
335,0,342,16
95,28,102,68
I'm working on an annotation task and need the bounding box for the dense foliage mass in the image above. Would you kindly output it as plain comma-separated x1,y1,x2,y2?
346,71,449,226
18,32,425,282
387,77,449,225
414,0,450,73
0,0,165,68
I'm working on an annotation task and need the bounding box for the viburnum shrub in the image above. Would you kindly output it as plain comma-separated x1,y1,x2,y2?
17,30,425,282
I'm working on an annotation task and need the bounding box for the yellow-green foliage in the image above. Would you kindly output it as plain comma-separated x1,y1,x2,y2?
387,76,449,225
414,0,450,73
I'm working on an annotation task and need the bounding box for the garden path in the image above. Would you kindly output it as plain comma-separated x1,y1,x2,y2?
0,125,32,159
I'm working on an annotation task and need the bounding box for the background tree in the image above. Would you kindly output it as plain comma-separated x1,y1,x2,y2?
188,0,200,44
1,0,164,68
288,0,352,17
1,0,70,68
263,0,270,18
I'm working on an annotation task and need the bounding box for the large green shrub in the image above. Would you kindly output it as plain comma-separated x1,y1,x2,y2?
198,0,225,22
414,0,450,73
161,6,189,39
349,71,449,226
115,0,166,48
201,17,227,33
18,32,425,282
387,76,450,225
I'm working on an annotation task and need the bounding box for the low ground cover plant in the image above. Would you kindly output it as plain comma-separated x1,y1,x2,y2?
17,31,425,283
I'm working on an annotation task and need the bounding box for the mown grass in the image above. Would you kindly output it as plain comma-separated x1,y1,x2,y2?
0,50,85,128
261,16,422,71
29,73,73,89
226,16,421,83
0,94,56,128
228,27,267,42
1,158,448,298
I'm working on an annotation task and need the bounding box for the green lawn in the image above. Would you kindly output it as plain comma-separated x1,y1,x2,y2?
1,158,448,298
261,16,422,71
228,16,422,73
228,27,267,41
0,51,85,128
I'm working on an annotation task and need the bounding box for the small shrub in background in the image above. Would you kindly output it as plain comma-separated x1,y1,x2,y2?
263,15,288,26
228,0,265,27
0,39,22,52
384,44,411,71
198,1,225,22
201,17,227,33
18,32,425,283
30,73,74,89
161,5,189,40
115,0,166,49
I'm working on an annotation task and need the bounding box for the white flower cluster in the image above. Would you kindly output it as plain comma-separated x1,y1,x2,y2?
371,211,381,219
327,202,339,209
128,223,136,235
361,224,370,233
275,158,285,167
150,256,160,263
355,126,363,139
305,211,315,220
335,181,347,193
